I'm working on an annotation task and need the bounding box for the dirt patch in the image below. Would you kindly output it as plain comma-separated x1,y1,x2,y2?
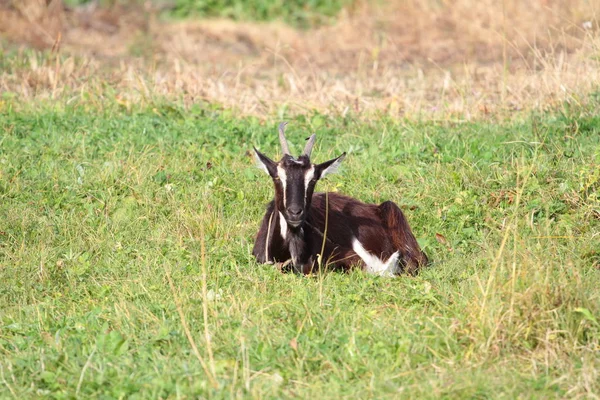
1,0,599,117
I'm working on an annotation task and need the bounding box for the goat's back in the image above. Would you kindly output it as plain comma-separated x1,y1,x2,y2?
307,192,426,273
307,193,395,260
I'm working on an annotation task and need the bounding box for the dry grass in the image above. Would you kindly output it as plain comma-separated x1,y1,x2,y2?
1,0,599,117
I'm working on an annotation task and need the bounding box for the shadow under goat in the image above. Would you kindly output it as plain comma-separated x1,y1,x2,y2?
252,122,428,276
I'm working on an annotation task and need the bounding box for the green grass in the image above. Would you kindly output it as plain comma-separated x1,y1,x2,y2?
62,0,354,28
171,0,353,28
1,98,599,398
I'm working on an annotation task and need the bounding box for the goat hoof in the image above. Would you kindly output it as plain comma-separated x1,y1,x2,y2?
275,259,293,273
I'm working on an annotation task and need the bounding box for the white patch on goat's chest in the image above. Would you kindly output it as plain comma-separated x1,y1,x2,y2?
352,238,400,277
264,210,274,261
278,212,287,240
277,166,287,207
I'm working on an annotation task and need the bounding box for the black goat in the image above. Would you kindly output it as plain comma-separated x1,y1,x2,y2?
252,123,428,276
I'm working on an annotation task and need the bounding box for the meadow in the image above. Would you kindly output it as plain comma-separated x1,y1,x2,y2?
1,96,599,398
1,0,600,398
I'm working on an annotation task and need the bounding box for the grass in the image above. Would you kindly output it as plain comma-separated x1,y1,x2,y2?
170,0,353,28
62,0,353,28
2,1,599,118
1,95,599,398
1,2,599,397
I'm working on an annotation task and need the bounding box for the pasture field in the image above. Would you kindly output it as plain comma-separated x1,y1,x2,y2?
1,95,599,398
1,0,600,398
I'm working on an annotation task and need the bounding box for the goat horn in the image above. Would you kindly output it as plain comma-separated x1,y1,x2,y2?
278,122,291,155
303,133,316,157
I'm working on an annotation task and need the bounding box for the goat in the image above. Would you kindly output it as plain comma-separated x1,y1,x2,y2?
252,122,428,276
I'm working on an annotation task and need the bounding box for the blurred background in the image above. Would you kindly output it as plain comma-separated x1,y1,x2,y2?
0,0,598,117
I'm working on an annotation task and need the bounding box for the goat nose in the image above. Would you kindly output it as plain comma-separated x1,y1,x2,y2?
287,206,303,218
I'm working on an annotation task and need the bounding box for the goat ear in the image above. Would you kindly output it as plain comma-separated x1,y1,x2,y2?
317,152,346,178
254,147,277,176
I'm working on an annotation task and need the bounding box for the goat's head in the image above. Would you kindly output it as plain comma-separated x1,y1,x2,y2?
254,122,346,229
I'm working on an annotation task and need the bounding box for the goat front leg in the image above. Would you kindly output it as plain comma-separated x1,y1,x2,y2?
272,259,312,274
274,259,293,272
278,255,316,275
272,259,310,274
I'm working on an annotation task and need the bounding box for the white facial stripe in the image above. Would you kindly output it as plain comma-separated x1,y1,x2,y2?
277,166,287,208
278,212,287,239
303,166,315,199
352,238,399,276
